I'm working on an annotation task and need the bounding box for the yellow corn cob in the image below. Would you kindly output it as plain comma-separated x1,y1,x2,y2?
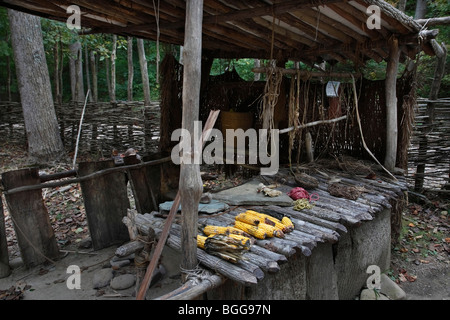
197,235,207,249
203,225,248,237
245,210,288,232
234,221,267,239
235,213,263,226
281,216,295,232
258,223,285,238
228,234,251,249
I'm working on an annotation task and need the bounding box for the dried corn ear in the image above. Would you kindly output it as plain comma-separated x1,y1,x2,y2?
234,221,267,239
281,216,295,232
245,210,289,232
203,225,248,237
228,234,251,249
235,213,263,226
197,235,207,249
258,223,285,238
204,234,249,263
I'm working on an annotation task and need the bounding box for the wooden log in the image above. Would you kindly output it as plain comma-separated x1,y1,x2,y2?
308,202,364,226
290,218,340,243
115,240,145,258
0,195,11,278
252,67,358,78
415,16,450,26
78,160,130,250
255,239,296,257
243,251,280,274
316,179,387,213
313,186,376,219
2,168,59,268
39,169,77,182
279,115,348,134
249,243,288,265
179,0,205,280
235,258,265,281
3,156,172,196
155,273,224,300
260,205,348,234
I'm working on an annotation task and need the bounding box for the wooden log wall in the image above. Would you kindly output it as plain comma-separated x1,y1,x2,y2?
408,98,450,189
0,101,161,156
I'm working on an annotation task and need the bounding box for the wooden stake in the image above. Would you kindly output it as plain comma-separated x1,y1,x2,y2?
384,36,400,171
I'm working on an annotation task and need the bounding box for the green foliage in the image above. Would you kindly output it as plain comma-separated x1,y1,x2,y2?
0,1,449,102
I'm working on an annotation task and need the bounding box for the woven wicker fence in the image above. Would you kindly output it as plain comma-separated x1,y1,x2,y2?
0,101,161,157
408,98,450,190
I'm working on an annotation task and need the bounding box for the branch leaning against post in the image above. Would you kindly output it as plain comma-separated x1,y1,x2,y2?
135,110,220,300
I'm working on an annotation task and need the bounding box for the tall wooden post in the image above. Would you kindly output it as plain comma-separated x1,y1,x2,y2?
414,40,447,191
180,0,204,280
384,36,400,171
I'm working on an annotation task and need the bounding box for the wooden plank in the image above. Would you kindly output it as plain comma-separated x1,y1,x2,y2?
124,153,161,214
78,160,130,250
2,168,59,268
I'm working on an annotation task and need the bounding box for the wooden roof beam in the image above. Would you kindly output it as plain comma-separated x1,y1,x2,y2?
202,0,343,25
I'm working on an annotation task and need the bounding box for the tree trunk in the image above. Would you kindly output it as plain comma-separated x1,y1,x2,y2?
384,36,400,171
84,45,93,103
6,55,12,102
8,9,65,163
110,34,117,103
179,0,204,281
414,0,427,19
254,59,261,81
397,0,407,12
59,36,63,105
90,51,98,103
127,36,134,101
137,38,151,106
69,41,85,102
106,57,112,102
53,40,61,105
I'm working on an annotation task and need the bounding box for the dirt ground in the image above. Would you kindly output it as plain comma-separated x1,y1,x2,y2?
0,144,448,300
0,243,183,300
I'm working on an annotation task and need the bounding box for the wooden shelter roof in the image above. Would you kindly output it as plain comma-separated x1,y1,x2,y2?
0,0,436,65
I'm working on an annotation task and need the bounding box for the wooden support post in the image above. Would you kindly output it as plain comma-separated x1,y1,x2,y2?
179,0,204,281
384,36,400,171
414,40,447,191
2,168,59,268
